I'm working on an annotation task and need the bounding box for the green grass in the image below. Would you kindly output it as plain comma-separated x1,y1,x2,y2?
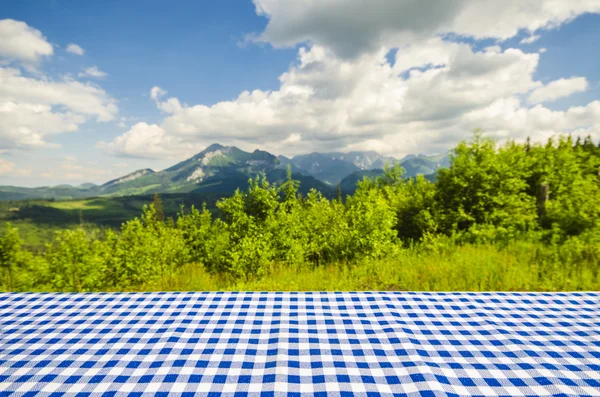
105,183,164,197
146,241,600,292
46,200,107,210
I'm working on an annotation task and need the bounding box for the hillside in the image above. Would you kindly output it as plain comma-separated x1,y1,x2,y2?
0,185,95,201
339,169,386,194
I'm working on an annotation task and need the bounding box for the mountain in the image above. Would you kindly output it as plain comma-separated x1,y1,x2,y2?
339,169,386,194
96,144,283,197
98,169,157,195
339,168,439,195
0,185,93,201
288,151,401,185
0,144,450,201
336,151,399,170
276,155,304,173
400,153,451,176
289,154,360,185
265,169,334,197
287,150,448,185
0,144,281,201
337,152,450,195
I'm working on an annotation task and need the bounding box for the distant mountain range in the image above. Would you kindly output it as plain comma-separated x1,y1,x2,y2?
278,151,399,185
0,144,450,201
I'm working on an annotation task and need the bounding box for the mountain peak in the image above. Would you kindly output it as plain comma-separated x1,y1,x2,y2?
101,168,155,189
204,143,224,152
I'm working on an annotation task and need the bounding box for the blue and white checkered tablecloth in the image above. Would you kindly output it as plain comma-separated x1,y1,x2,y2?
0,292,598,396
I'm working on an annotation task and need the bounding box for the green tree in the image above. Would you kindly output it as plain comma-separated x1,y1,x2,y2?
280,164,300,205
527,136,600,237
0,224,22,291
345,178,397,259
216,177,278,278
152,193,165,223
177,203,229,272
394,175,438,243
271,171,308,266
436,132,536,238
302,190,350,264
46,228,108,291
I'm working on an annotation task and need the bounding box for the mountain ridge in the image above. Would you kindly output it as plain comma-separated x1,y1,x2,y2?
0,144,450,201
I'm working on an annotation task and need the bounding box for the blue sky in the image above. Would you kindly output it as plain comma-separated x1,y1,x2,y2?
1,1,599,187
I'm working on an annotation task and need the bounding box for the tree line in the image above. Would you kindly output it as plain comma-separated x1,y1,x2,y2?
1,132,599,291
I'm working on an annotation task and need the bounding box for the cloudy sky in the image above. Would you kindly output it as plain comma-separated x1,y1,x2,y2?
1,0,600,187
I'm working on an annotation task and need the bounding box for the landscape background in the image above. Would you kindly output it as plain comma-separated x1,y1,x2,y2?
1,133,599,292
1,2,600,292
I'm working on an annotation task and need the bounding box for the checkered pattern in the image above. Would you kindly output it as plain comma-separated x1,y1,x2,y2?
0,292,598,396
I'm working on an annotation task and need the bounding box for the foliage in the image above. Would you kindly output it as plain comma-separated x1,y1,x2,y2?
436,132,536,236
529,136,600,238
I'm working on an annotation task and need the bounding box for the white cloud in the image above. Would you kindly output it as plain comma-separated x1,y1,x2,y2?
484,45,502,54
116,116,137,128
33,156,114,183
0,158,15,174
539,48,548,53
0,100,80,148
392,38,461,74
520,34,541,44
149,86,183,114
17,168,32,176
78,66,107,79
101,4,600,160
66,43,85,56
150,86,167,101
0,67,118,150
0,68,117,120
98,122,202,159
393,44,540,122
0,20,118,151
251,0,600,58
0,158,31,176
0,19,53,65
101,40,600,160
528,77,588,104
58,155,85,171
462,98,600,142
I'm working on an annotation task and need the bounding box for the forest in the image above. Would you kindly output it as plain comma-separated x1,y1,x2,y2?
1,133,599,292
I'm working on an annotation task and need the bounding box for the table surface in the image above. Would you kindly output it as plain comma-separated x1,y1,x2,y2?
1,292,599,396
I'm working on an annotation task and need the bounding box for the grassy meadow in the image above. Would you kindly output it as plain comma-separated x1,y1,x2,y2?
160,241,599,292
